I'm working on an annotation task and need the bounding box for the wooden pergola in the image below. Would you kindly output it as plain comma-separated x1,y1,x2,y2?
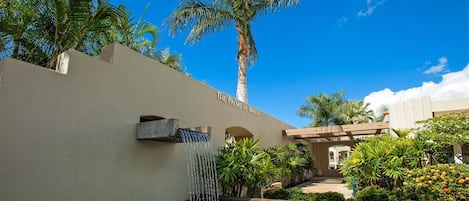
284,122,389,142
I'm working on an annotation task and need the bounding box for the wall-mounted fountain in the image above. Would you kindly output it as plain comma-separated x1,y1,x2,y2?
136,118,211,142
136,118,219,201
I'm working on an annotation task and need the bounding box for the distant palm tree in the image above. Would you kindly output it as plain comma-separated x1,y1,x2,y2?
297,91,346,127
167,0,299,103
341,100,375,124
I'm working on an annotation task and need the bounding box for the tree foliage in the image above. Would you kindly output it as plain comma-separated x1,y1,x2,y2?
1,0,125,68
416,112,469,145
216,139,315,198
216,138,277,197
0,0,186,72
297,91,375,127
265,141,315,187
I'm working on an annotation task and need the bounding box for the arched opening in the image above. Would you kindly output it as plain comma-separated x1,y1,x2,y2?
225,126,254,145
328,145,351,170
140,115,165,122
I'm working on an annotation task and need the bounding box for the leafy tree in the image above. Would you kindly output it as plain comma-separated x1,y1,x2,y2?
167,0,299,103
297,91,346,126
415,113,469,164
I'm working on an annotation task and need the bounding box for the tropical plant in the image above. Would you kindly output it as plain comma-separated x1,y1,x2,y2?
297,91,347,126
266,141,315,187
340,100,375,124
340,135,424,190
1,1,186,73
106,4,186,72
216,138,278,197
0,0,38,59
1,0,125,68
391,128,412,138
111,4,158,56
167,0,300,103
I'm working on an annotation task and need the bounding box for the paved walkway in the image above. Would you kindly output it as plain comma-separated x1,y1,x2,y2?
298,177,353,199
222,177,353,201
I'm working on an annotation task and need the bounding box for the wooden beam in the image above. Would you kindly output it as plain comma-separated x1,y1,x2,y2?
346,131,354,140
284,122,389,136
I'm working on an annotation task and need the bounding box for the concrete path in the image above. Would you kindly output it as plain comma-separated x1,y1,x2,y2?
298,177,353,199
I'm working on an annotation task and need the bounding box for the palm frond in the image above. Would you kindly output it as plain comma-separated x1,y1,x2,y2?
167,1,232,44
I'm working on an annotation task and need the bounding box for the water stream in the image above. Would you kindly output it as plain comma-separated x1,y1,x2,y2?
179,129,219,201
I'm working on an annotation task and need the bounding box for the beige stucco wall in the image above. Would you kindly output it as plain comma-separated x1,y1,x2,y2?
389,96,469,129
0,43,294,201
309,141,355,177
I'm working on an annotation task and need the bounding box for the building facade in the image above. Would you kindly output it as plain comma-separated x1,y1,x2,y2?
0,43,294,201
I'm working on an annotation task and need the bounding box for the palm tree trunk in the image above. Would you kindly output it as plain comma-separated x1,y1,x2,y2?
236,24,248,103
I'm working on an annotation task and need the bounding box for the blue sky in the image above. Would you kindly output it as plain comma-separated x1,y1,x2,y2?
110,0,469,128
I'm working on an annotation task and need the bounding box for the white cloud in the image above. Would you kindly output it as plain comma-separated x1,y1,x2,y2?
424,57,448,74
364,63,469,114
336,17,348,28
357,0,387,17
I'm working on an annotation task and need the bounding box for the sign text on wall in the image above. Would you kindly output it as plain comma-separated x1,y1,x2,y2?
216,91,261,116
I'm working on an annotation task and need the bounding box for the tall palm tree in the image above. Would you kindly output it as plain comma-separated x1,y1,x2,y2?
167,0,299,103
297,91,346,127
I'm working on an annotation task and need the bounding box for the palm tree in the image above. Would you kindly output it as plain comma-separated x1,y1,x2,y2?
111,5,186,73
1,0,124,68
297,91,346,127
0,0,38,59
167,0,299,103
341,100,375,124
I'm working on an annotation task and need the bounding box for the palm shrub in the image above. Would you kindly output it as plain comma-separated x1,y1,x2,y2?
216,138,278,198
266,141,315,187
340,135,424,190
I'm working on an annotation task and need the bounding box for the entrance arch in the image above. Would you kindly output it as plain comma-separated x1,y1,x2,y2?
225,126,253,144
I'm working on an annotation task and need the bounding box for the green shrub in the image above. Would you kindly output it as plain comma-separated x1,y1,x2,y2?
263,188,290,200
355,186,390,201
288,188,345,201
289,188,314,201
316,191,345,201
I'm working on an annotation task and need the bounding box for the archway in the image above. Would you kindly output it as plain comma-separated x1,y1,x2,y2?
225,126,253,145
